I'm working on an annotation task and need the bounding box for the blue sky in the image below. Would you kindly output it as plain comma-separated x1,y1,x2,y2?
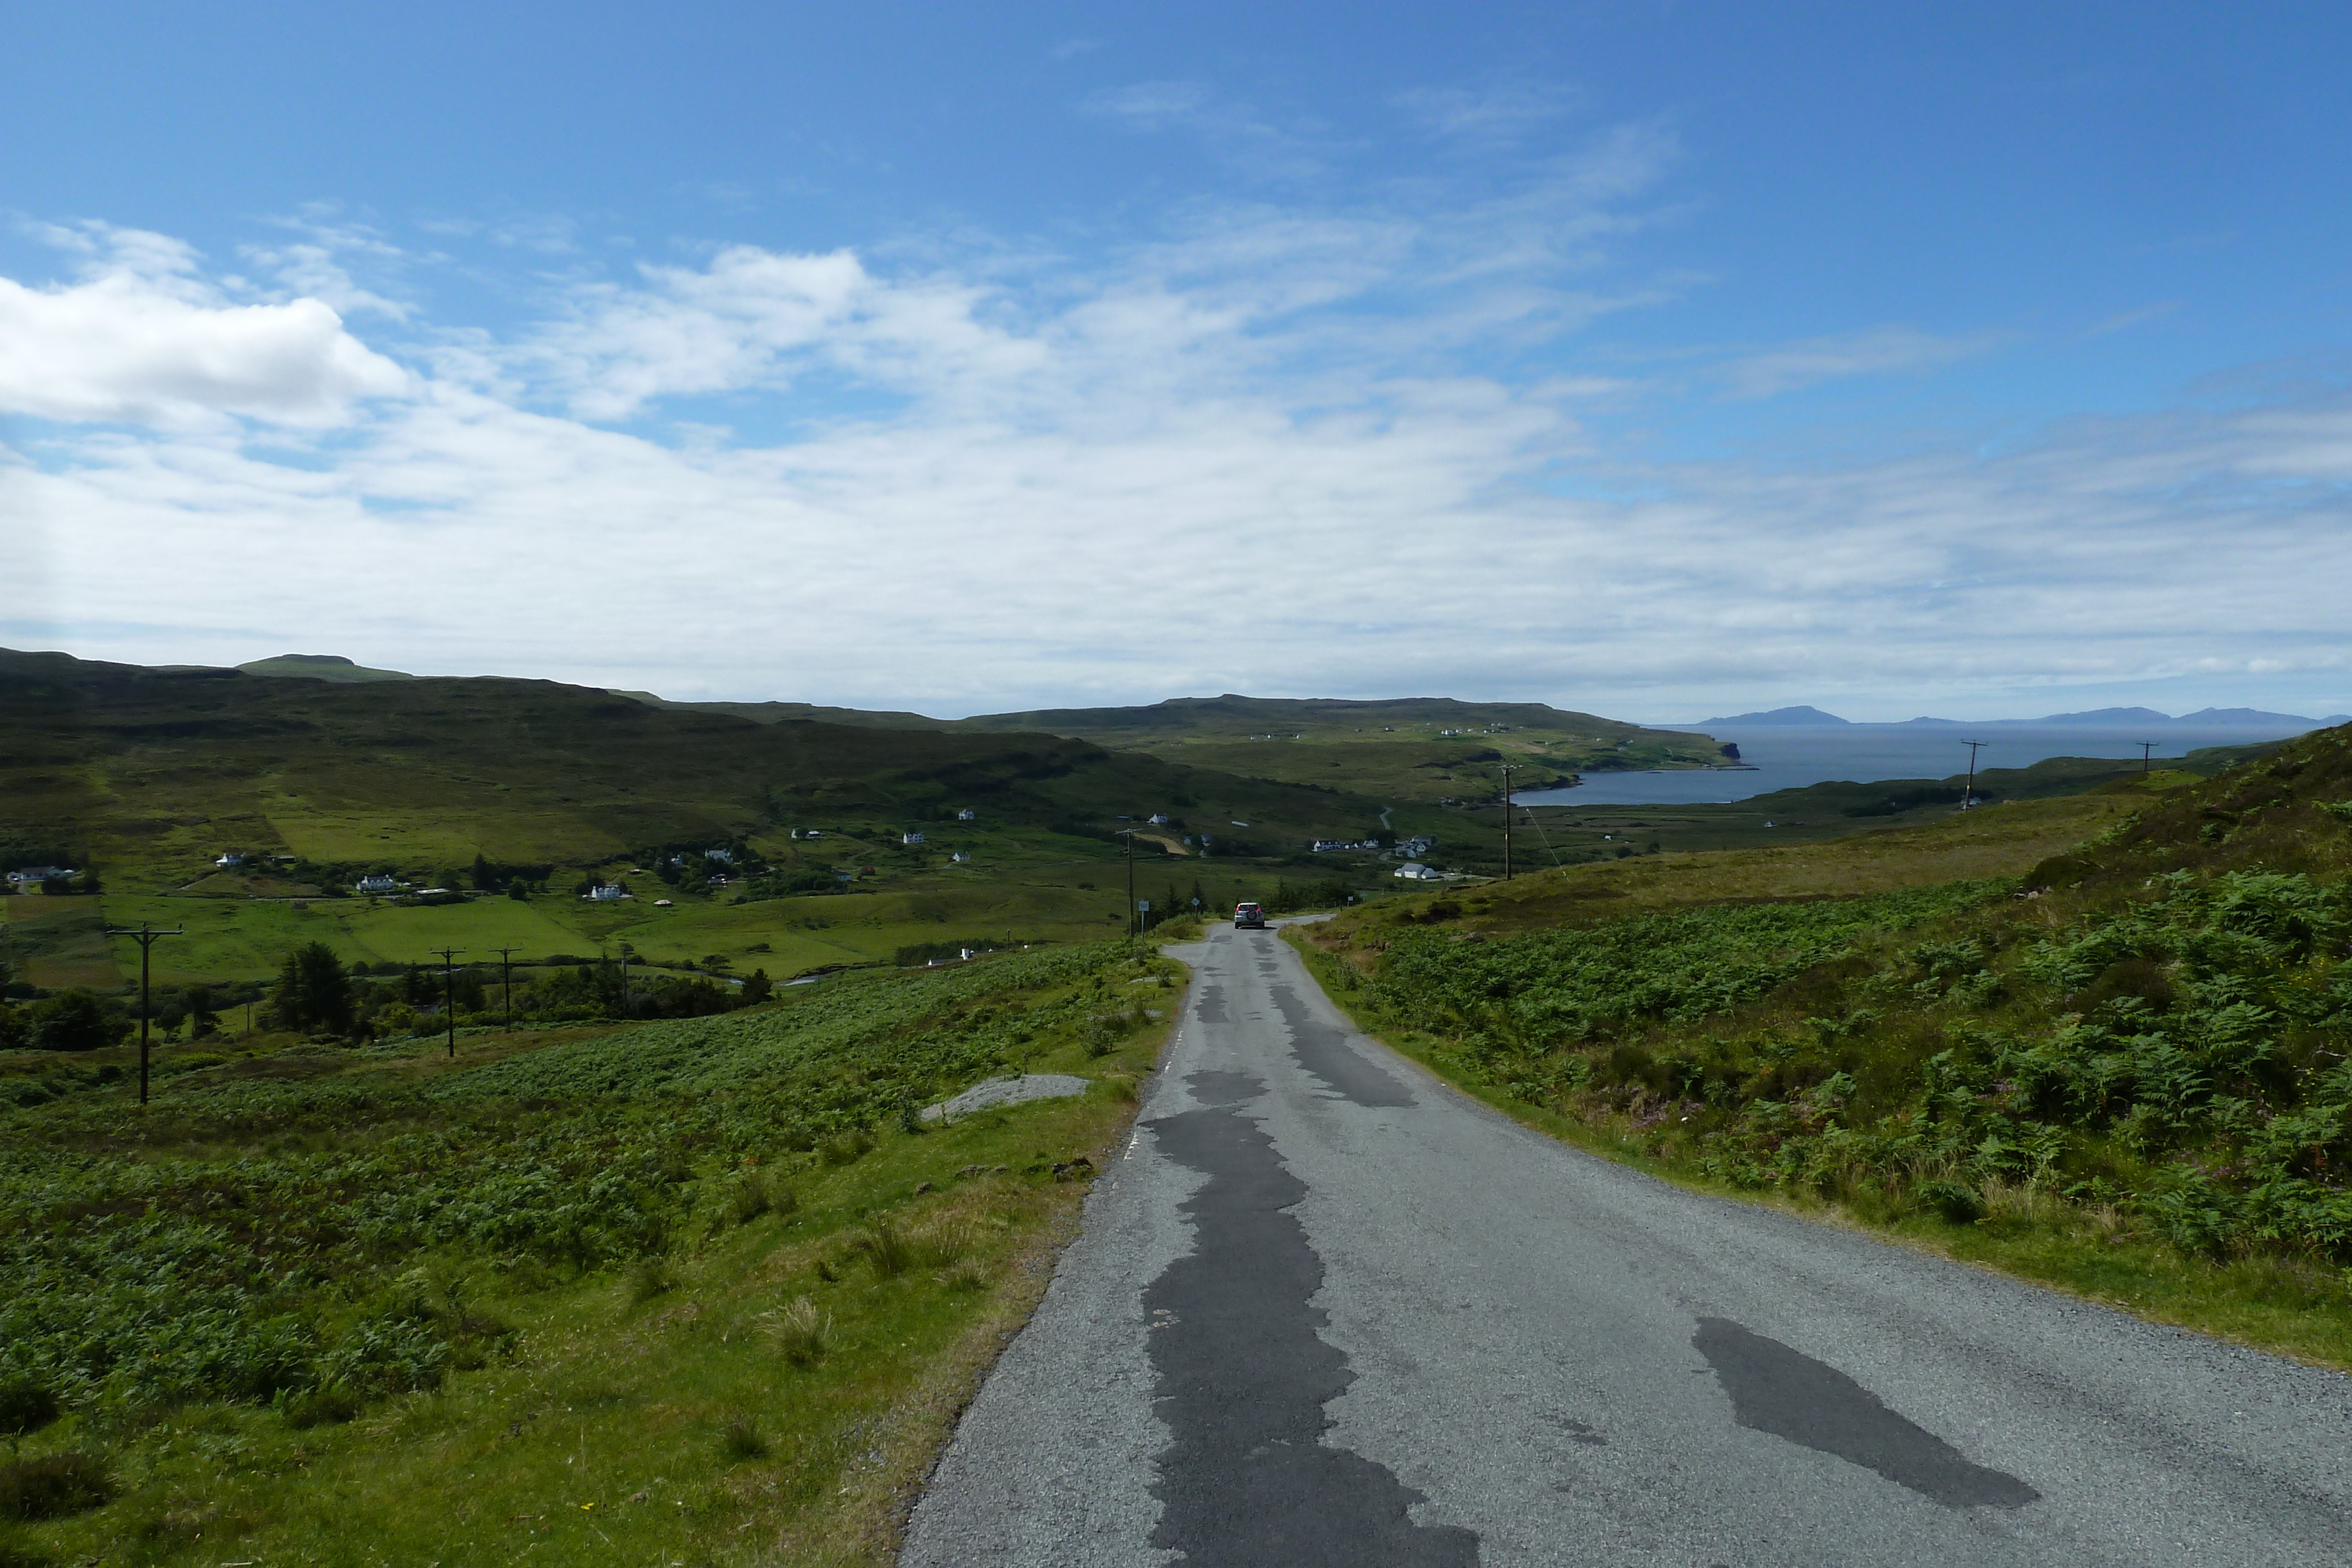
5,2,2350,718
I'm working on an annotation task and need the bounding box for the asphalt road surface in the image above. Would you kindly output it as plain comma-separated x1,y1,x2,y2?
901,924,2352,1566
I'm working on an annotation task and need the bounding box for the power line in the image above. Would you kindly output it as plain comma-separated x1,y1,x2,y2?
1521,801,1565,868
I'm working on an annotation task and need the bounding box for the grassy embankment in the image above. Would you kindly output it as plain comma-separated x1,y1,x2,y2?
1294,750,2352,1370
0,941,1182,1566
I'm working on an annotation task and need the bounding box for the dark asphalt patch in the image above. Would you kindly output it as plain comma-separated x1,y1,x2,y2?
1693,1317,2039,1509
1145,1071,1479,1567
1193,984,1230,1024
1269,985,1415,1107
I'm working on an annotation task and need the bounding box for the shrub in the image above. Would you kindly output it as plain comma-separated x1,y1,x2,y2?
821,1130,876,1166
719,1413,769,1461
0,1377,58,1439
28,992,122,1053
628,1256,677,1302
726,1172,773,1225
769,1297,829,1368
281,1386,360,1429
913,1221,970,1269
1917,1177,1987,1226
0,1452,113,1522
858,1218,914,1279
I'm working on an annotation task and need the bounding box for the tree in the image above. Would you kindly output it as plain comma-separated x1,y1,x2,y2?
30,991,124,1052
507,880,530,901
742,968,773,1004
187,986,220,1039
472,853,499,891
273,942,355,1035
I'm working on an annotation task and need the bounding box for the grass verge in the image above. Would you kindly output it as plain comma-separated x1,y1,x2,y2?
1286,927,2352,1372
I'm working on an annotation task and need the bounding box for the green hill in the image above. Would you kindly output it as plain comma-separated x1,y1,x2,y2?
0,650,1394,984
236,653,417,683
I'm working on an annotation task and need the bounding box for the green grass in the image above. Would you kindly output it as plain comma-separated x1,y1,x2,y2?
0,940,1181,1566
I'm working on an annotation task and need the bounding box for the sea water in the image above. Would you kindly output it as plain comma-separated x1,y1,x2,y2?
1514,722,2331,808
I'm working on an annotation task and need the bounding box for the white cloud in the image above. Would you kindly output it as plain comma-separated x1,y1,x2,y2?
523,246,1045,421
1396,80,1577,146
0,222,406,427
1082,82,1333,182
1719,324,2006,398
6,179,2350,721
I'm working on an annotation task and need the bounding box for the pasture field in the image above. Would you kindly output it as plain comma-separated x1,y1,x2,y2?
2,895,121,989
1298,725,2352,1368
0,940,1180,1567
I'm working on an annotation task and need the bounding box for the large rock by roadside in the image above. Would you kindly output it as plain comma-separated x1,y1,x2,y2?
920,1073,1091,1124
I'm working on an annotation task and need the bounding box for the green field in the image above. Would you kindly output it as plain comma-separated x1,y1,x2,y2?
0,940,1178,1567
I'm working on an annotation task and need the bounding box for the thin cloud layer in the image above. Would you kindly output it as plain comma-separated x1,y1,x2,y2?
5,165,2350,716
1719,325,2007,398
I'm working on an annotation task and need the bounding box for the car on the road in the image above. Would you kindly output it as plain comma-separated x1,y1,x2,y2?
1233,901,1267,928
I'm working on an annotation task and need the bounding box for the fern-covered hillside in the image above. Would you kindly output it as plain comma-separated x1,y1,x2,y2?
1304,725,2352,1360
0,941,1175,1566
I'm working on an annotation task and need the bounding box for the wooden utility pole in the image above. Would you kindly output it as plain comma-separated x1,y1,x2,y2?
1498,765,1520,879
1117,830,1138,936
492,946,520,1028
104,922,184,1105
432,947,462,1059
1962,741,1989,808
2137,741,2155,775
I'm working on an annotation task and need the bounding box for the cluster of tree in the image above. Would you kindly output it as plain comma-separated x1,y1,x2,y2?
265,943,780,1039
735,868,847,902
0,989,130,1051
470,854,553,894
0,952,270,1051
637,840,768,890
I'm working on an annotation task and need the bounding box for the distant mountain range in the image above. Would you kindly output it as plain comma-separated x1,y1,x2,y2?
1689,704,2350,730
190,660,2352,738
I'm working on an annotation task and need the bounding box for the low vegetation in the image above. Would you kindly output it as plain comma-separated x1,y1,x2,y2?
1303,727,2352,1367
0,939,1178,1566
